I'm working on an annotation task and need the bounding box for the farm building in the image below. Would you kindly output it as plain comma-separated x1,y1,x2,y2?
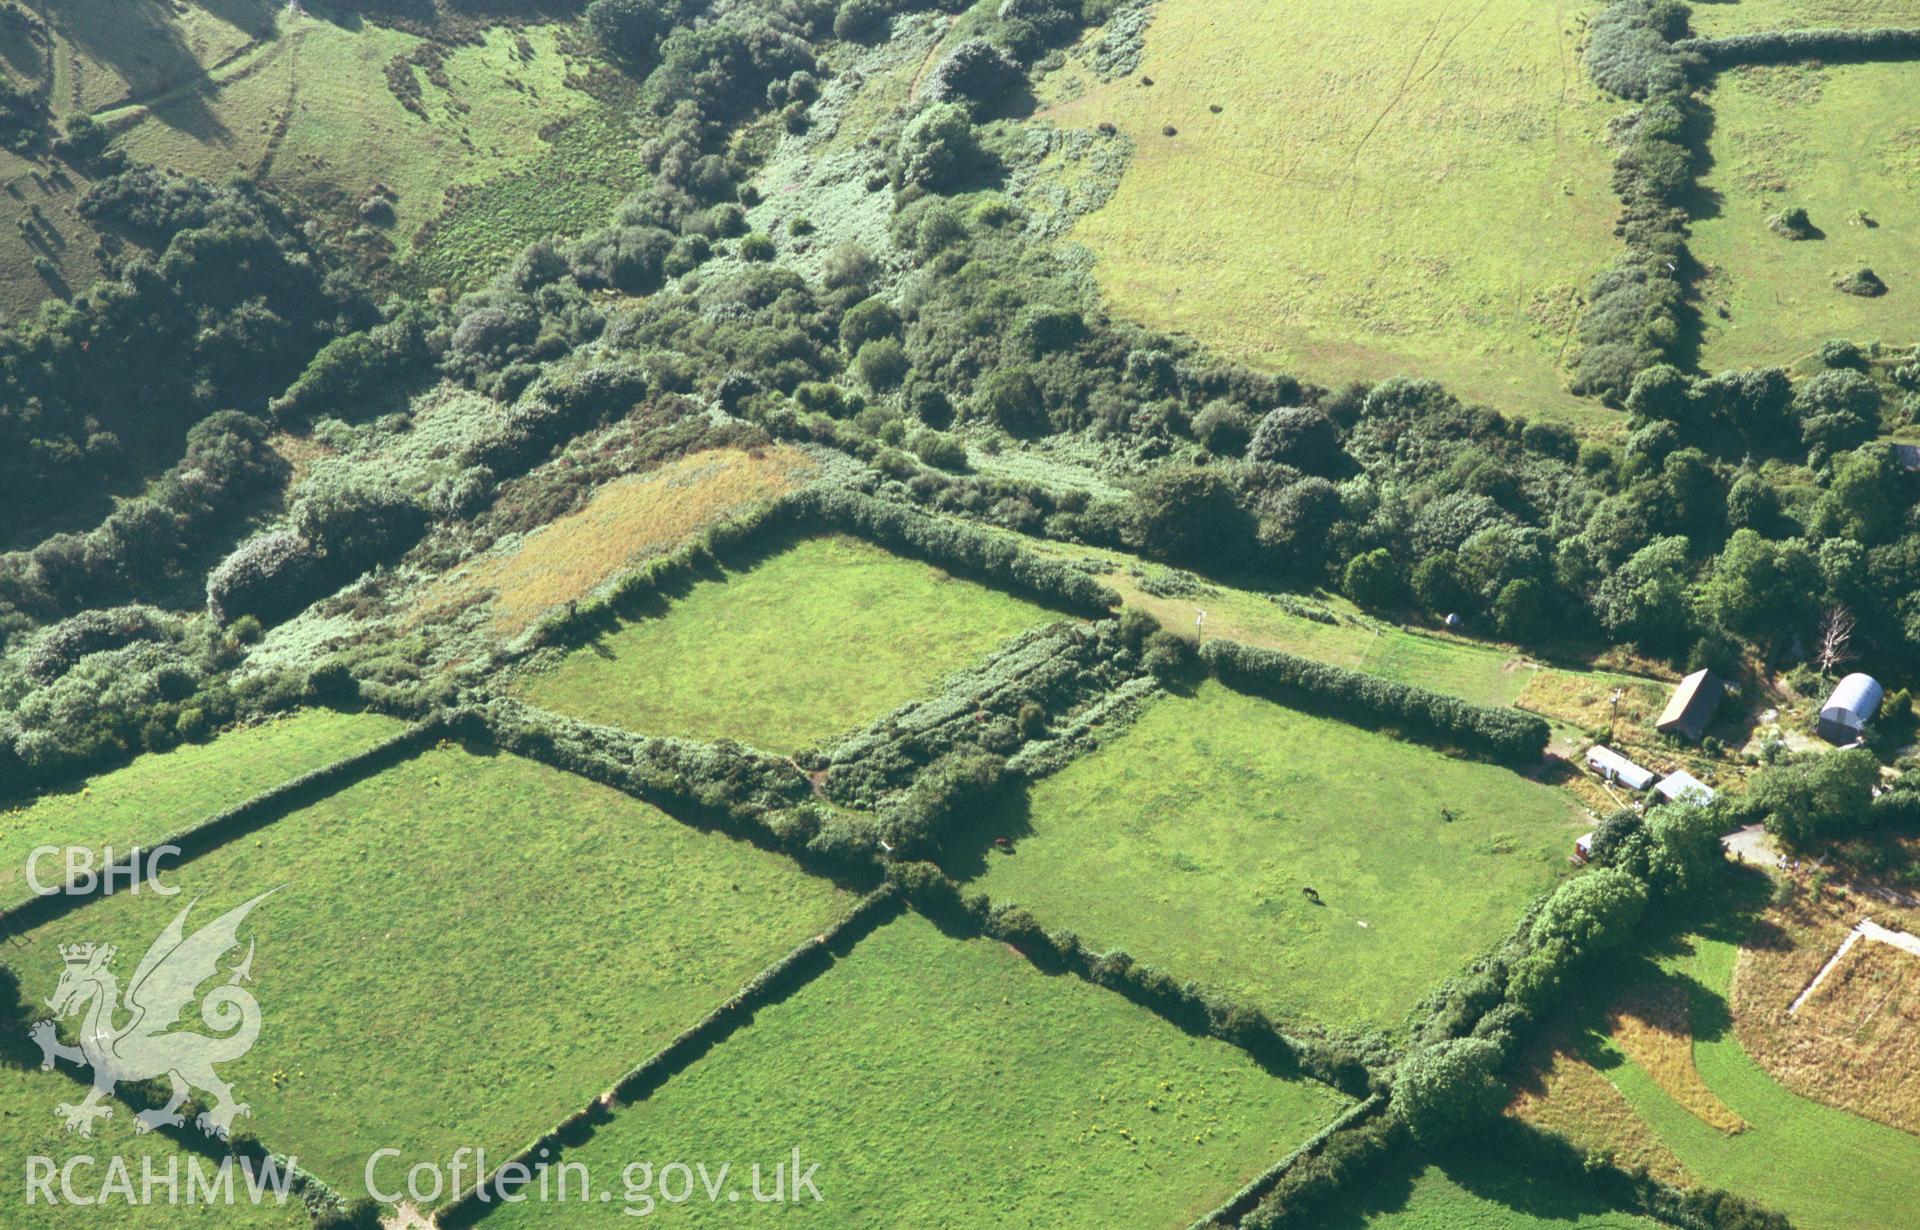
1818,673,1884,744
1656,669,1722,742
1586,745,1655,791
1574,831,1595,863
1653,769,1715,805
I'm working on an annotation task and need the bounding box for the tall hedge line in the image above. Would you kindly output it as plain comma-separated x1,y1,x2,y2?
1680,26,1920,67
0,717,440,931
436,887,901,1229
789,487,1118,617
885,862,1375,1097
1199,639,1549,764
1191,1094,1391,1229
448,699,903,879
816,618,1156,811
1570,0,1700,403
521,484,1115,657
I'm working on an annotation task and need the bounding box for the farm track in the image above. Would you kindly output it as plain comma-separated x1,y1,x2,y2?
904,12,958,105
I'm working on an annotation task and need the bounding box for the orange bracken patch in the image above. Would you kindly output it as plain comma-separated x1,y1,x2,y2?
413,444,817,637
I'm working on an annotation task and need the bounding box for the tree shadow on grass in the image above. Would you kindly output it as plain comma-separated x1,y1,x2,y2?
1536,868,1777,1089
932,781,1035,882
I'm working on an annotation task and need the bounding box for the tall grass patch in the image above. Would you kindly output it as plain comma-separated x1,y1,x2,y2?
1560,883,1920,1230
416,446,818,638
480,911,1350,1230
964,681,1587,1031
4,745,853,1205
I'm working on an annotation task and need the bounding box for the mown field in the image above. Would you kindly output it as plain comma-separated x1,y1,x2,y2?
1687,0,1920,36
1528,880,1920,1230
518,534,1064,753
0,708,406,906
5,745,854,1204
0,1061,310,1228
1053,0,1622,424
961,680,1587,1032
1310,1150,1661,1229
481,911,1350,1229
1692,60,1920,372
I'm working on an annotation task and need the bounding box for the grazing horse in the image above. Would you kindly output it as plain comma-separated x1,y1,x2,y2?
1301,886,1323,905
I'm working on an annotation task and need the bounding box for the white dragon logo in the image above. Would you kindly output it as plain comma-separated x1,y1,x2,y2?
29,891,276,1139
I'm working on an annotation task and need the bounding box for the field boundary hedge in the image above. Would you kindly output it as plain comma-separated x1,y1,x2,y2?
436,886,902,1228
1680,26,1920,67
1199,639,1549,764
0,718,442,934
1189,1092,1389,1229
885,862,1374,1098
517,483,1117,655
446,699,883,881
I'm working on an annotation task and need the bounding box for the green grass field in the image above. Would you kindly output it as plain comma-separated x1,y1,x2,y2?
1693,60,1920,371
2,745,854,1205
0,1061,310,1228
1005,527,1668,738
518,534,1064,753
481,911,1350,1229
0,6,639,316
1586,890,1920,1230
0,709,406,906
1054,0,1622,425
1687,0,1920,36
1310,1151,1660,1229
960,681,1587,1032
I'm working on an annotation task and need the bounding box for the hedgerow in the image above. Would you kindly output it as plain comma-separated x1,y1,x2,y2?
1200,639,1549,764
1570,4,1700,402
815,616,1159,823
884,861,1374,1095
435,885,902,1228
1679,25,1920,68
0,718,438,931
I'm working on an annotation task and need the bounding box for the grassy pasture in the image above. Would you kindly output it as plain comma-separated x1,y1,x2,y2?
0,708,406,907
481,911,1351,1229
1009,528,1671,736
0,7,636,317
415,446,819,639
960,680,1587,1032
0,1062,310,1228
3,745,853,1205
102,15,627,279
1307,1150,1660,1229
518,534,1064,753
1687,0,1920,36
1053,0,1622,425
1692,60,1920,371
